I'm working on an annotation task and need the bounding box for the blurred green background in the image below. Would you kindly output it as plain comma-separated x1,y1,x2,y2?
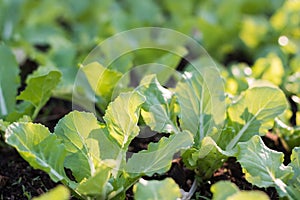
1,0,300,147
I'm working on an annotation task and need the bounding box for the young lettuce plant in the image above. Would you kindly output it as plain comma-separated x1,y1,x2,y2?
211,181,270,200
180,80,300,199
0,43,61,132
5,78,194,199
182,84,288,179
4,55,226,199
5,59,298,199
235,136,300,199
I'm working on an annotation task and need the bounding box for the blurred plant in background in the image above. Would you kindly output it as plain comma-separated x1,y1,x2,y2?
1,1,300,199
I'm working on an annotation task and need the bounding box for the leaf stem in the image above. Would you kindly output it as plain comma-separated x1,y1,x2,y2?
226,116,255,150
32,106,40,120
182,179,198,200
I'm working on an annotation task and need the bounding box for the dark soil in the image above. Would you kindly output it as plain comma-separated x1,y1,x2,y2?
0,144,280,200
0,98,285,199
0,146,58,200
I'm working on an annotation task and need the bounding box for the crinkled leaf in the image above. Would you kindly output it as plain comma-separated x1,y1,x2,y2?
76,164,113,198
32,185,70,200
104,91,145,149
5,123,75,188
182,136,228,179
175,66,225,145
138,74,179,133
211,181,269,200
133,178,181,200
288,147,300,191
0,44,20,116
17,70,61,118
225,87,288,150
54,111,100,182
126,130,193,176
236,136,293,195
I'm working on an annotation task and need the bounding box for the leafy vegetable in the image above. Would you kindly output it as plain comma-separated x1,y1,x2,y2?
76,165,113,198
126,130,193,176
138,74,179,134
32,185,70,200
17,70,61,119
287,147,300,198
0,44,20,117
236,135,295,198
211,181,270,200
103,91,145,149
1,1,300,199
224,86,288,150
133,178,181,200
175,66,226,144
182,136,227,179
54,111,101,182
81,62,122,110
5,123,73,186
5,89,191,199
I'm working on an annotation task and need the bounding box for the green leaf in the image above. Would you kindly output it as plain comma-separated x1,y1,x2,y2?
138,74,179,133
4,122,75,188
211,181,239,200
54,111,100,182
288,147,300,191
225,87,288,150
126,130,193,176
32,185,70,200
88,127,121,161
17,70,61,119
133,178,181,200
104,91,145,149
228,191,269,200
5,101,34,123
0,44,20,116
182,136,228,179
81,62,122,109
0,119,10,132
211,181,269,200
236,136,293,195
273,118,300,150
175,66,225,145
76,164,113,198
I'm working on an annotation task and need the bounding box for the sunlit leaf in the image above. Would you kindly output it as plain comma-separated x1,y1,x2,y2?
224,86,287,150
133,178,181,200
236,136,293,197
138,74,179,133
126,130,193,176
175,66,225,145
54,111,100,182
32,185,70,200
104,91,145,149
5,123,75,188
17,70,61,118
